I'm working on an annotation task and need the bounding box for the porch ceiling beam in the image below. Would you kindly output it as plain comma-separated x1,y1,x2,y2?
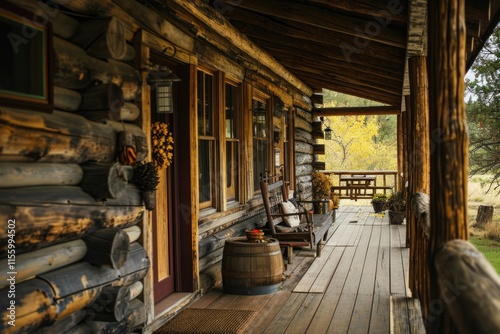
313,106,401,116
225,8,405,57
214,0,407,48
308,0,408,24
271,50,401,83
296,72,401,106
290,67,402,98
169,0,313,97
231,21,405,65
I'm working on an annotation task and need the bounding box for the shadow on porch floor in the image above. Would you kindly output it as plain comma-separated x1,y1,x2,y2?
159,205,426,333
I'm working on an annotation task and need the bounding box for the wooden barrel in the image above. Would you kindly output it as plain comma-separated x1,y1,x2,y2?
222,237,285,295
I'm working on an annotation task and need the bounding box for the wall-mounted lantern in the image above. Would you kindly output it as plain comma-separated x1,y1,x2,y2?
324,126,332,140
146,66,181,113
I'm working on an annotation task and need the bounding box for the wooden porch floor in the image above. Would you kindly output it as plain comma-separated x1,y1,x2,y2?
188,206,425,333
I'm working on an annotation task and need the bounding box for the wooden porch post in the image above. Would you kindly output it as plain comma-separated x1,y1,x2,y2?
404,95,412,248
427,0,468,332
397,111,404,193
408,55,431,315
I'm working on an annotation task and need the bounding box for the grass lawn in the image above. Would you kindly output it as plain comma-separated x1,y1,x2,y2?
470,236,500,275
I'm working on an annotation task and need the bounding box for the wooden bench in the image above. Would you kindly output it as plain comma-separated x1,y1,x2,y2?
260,174,334,258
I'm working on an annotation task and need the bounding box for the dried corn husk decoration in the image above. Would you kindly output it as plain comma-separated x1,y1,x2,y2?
117,131,137,165
151,121,174,169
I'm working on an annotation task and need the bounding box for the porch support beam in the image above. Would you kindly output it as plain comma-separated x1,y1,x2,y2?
428,0,469,333
313,105,401,116
408,55,431,316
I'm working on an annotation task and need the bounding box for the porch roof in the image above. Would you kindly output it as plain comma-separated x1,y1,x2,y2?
168,0,500,110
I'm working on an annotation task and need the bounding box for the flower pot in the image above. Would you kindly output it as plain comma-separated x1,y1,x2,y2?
372,202,385,213
388,210,406,224
142,190,156,210
313,200,330,214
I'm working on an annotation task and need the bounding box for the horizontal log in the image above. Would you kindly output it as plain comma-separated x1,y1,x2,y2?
79,83,124,112
295,164,314,177
296,107,313,123
39,242,149,298
71,16,128,60
0,186,144,255
199,262,223,294
0,108,148,164
74,299,146,334
123,226,141,243
199,247,224,273
55,287,102,322
128,281,143,301
0,240,87,288
294,128,314,144
54,37,141,99
0,279,57,334
0,163,83,188
84,228,130,269
295,153,314,165
6,0,79,39
54,86,82,111
295,141,313,154
435,240,500,333
295,116,313,132
198,219,258,258
79,101,140,122
80,163,130,200
86,285,130,322
32,309,86,334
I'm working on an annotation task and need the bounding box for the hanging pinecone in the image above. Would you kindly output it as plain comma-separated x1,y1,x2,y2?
132,162,159,191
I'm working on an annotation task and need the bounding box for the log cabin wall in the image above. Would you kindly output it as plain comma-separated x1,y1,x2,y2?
0,0,150,333
0,0,315,333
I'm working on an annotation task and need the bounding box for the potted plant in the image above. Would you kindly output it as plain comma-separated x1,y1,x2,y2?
311,172,333,214
371,193,388,213
384,191,406,224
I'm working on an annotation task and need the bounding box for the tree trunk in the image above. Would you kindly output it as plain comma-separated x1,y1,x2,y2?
475,205,494,228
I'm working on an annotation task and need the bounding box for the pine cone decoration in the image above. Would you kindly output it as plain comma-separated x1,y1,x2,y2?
132,162,160,191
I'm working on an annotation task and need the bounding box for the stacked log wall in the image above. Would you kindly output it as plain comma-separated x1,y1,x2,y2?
0,2,148,332
294,108,314,200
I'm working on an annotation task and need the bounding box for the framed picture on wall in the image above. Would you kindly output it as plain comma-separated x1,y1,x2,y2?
0,2,53,112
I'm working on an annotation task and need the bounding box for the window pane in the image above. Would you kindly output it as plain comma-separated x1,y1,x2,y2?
252,99,267,138
204,73,213,135
253,138,268,191
199,140,212,204
197,71,204,134
226,140,238,201
225,83,237,138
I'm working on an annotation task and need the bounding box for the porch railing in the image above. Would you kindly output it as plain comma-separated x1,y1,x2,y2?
319,170,398,200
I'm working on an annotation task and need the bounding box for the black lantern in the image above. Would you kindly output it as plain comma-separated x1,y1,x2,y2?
324,126,332,140
147,66,181,113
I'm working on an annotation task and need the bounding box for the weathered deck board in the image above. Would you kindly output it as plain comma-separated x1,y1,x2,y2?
160,205,424,334
369,224,391,333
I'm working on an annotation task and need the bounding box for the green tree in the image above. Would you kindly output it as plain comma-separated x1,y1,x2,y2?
466,26,500,194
